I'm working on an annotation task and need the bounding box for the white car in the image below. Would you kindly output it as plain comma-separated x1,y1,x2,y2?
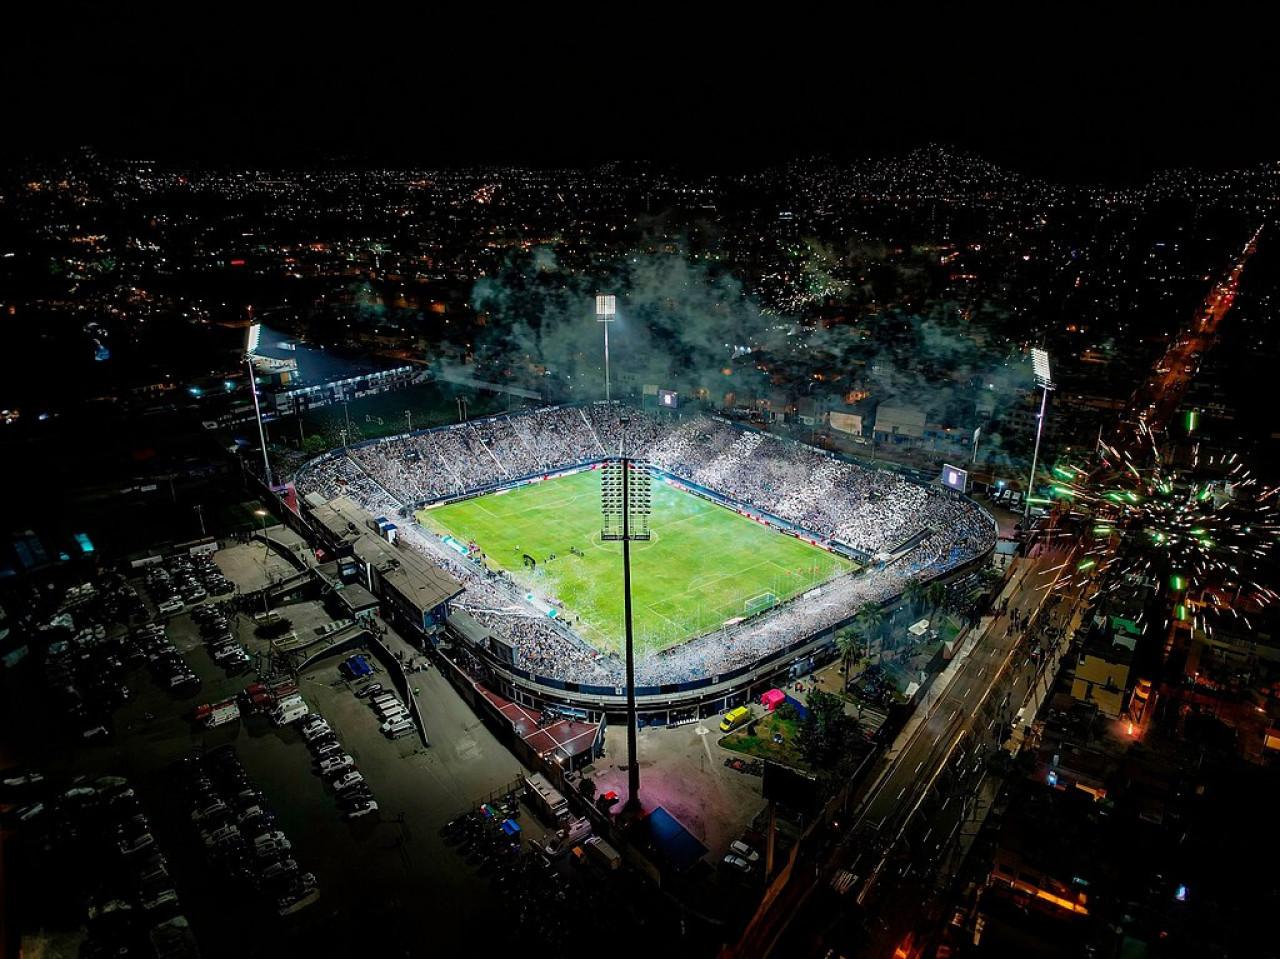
330,771,364,793
251,830,288,847
318,754,354,776
729,839,760,863
379,715,410,734
343,799,378,820
157,599,184,615
254,838,292,859
723,853,753,874
302,722,332,742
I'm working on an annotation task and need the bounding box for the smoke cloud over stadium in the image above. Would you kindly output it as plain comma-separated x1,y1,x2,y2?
463,241,1036,467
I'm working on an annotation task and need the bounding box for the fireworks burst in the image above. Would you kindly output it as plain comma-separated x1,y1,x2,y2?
1047,421,1280,632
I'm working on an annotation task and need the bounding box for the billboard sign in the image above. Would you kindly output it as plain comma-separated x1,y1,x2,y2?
941,464,969,493
658,389,679,409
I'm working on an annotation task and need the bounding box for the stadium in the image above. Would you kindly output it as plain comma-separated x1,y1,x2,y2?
290,401,998,722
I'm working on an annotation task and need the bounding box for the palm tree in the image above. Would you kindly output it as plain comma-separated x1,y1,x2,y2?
854,601,884,657
835,627,861,681
925,580,948,628
904,578,926,617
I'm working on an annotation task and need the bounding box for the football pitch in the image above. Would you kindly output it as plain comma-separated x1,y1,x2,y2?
415,469,857,659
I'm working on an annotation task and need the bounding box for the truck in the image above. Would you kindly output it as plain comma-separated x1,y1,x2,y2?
719,705,752,732
240,682,298,713
583,835,620,870
524,773,570,822
194,699,240,728
271,700,309,726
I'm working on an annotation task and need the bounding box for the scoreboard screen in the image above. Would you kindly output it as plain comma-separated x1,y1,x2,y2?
658,389,679,409
941,464,969,493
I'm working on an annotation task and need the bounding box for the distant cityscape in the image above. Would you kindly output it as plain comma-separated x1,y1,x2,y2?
2,144,1279,959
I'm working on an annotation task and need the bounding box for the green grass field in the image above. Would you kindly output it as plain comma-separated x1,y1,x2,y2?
416,469,856,658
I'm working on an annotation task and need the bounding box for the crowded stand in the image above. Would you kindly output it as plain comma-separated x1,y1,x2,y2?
291,402,997,687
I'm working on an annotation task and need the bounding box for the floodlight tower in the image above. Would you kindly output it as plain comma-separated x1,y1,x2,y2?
245,324,274,489
601,413,651,815
1025,348,1055,524
596,294,616,403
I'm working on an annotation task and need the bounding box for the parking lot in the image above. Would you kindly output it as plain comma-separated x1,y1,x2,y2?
4,540,774,955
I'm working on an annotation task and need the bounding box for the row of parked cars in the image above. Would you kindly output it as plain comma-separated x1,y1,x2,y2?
192,602,251,675
353,679,417,739
145,553,233,616
298,713,380,820
127,622,201,694
171,744,319,915
6,772,188,957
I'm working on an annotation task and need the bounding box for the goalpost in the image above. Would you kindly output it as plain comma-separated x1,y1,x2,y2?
744,591,778,616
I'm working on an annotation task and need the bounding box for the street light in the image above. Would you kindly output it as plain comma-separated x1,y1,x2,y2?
457,396,468,423
253,509,271,615
596,294,615,403
406,409,413,433
1025,348,1055,525
245,324,274,489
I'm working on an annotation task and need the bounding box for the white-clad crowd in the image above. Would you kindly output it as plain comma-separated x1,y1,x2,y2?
291,402,997,686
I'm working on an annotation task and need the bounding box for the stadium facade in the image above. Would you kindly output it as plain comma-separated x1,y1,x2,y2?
289,401,998,723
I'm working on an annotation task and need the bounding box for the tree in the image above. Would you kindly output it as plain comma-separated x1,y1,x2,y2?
835,628,861,680
795,689,860,769
854,601,884,656
925,580,948,628
903,578,927,617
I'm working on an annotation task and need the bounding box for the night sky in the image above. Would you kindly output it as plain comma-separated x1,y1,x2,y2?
6,9,1280,183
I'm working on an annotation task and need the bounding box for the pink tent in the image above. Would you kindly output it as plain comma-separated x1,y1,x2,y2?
761,688,786,711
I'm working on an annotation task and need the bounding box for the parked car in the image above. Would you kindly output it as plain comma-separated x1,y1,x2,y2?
337,786,374,808
353,682,382,699
330,771,365,793
254,838,291,859
342,799,379,820
2,769,46,788
240,810,276,835
729,839,760,863
15,802,45,822
118,832,156,855
306,732,339,753
302,722,333,743
311,742,344,761
191,800,228,823
259,858,298,883
140,886,180,911
317,754,354,776
385,719,417,739
722,853,753,874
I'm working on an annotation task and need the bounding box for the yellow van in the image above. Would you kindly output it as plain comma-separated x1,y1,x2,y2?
719,706,752,732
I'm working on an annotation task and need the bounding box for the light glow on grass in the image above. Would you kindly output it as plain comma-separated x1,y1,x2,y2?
416,469,856,658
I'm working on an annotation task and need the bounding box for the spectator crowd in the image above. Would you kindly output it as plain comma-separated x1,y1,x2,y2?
291,403,997,686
